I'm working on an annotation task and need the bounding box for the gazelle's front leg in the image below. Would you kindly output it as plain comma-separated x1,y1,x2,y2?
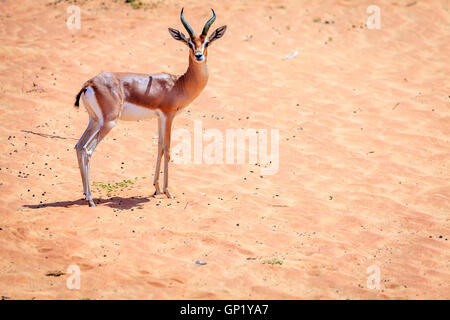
152,117,163,196
162,114,175,199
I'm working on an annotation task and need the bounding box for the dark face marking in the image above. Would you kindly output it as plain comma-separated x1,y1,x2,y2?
188,36,208,62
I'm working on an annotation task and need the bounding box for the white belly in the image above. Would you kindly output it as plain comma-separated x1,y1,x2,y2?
120,102,161,121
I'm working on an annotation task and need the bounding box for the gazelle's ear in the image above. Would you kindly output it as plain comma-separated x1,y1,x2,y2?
207,25,227,44
168,28,189,44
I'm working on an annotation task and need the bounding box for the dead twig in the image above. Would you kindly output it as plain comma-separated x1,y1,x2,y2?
21,130,77,140
25,88,46,94
45,270,65,277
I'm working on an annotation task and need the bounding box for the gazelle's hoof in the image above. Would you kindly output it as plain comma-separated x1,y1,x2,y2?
152,190,162,197
87,198,96,207
152,184,162,197
163,189,175,199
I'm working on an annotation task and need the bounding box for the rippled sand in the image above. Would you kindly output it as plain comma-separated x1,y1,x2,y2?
0,0,449,299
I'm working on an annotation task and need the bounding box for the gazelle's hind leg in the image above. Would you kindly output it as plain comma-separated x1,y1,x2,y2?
80,122,115,206
75,118,97,199
75,86,116,207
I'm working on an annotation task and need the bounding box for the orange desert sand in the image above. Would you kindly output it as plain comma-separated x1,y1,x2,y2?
0,0,449,299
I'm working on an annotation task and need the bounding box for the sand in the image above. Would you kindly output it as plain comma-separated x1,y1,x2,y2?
0,0,449,299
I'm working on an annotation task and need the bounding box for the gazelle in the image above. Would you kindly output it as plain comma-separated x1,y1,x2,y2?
74,8,226,207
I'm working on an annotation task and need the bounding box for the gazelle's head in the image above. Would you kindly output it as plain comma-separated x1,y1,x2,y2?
169,8,227,63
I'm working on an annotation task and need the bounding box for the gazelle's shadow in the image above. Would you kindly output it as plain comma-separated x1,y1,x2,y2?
23,196,151,210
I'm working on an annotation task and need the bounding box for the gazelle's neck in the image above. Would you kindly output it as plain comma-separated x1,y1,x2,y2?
176,55,209,105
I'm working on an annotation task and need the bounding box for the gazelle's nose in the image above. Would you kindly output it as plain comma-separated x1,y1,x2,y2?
195,52,204,60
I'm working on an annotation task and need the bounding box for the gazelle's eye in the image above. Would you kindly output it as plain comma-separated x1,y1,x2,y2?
188,42,193,48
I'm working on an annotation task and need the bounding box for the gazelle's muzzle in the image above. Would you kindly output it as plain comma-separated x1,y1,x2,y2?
194,52,204,61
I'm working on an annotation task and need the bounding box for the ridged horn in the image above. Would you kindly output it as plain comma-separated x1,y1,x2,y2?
201,8,216,36
180,8,194,38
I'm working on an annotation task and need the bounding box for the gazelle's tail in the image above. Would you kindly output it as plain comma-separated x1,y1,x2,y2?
74,83,89,108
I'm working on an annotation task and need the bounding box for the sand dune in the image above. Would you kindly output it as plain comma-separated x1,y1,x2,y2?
0,0,449,299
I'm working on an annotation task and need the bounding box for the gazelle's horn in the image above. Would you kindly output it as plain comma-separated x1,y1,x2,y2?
180,8,194,38
201,8,216,36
